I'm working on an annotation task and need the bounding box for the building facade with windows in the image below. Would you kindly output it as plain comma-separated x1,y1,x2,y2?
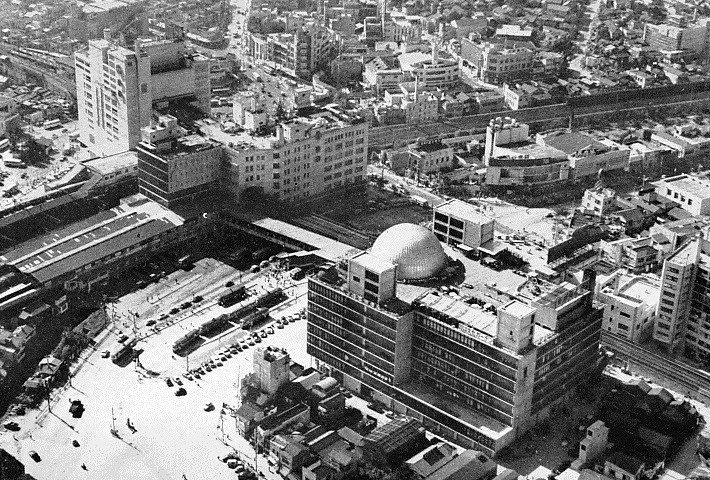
136,114,223,207
307,236,603,455
653,174,710,216
599,274,660,343
224,107,369,203
432,199,495,249
654,238,710,360
653,239,699,354
74,34,210,156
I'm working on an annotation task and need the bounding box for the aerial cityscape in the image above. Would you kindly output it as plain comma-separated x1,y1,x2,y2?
3,0,710,478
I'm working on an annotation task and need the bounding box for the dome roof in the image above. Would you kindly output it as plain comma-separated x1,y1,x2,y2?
371,223,447,280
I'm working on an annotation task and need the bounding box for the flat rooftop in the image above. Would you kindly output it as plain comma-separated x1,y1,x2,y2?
500,300,535,318
83,151,138,176
416,291,498,338
492,143,567,160
205,107,362,152
435,199,494,224
351,252,395,274
252,218,358,262
0,197,184,283
655,174,710,199
398,381,512,441
612,277,660,307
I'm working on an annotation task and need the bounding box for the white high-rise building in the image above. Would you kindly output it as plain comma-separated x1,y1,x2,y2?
74,34,210,156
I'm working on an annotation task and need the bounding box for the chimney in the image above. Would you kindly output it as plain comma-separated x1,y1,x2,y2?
432,41,439,65
103,28,111,41
276,125,284,143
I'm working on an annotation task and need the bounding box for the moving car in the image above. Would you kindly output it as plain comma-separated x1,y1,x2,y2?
29,451,41,462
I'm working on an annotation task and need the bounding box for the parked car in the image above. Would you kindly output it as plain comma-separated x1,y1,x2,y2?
101,350,111,358
175,387,187,396
170,307,180,315
28,451,41,462
174,377,183,386
165,378,174,387
146,320,156,327
204,403,215,412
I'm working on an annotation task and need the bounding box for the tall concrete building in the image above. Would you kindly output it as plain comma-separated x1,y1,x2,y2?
651,237,710,362
254,346,291,395
74,33,210,157
307,226,603,455
223,106,368,203
136,114,223,207
643,16,710,56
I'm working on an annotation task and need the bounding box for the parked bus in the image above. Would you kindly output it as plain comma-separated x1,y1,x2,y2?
42,119,61,130
218,286,247,308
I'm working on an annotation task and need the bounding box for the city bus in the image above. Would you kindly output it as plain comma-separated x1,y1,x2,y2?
42,119,61,130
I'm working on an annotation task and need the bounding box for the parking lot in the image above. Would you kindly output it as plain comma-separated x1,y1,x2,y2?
0,252,316,480
0,119,84,210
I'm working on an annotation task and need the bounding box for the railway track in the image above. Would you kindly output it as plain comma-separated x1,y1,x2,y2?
601,331,710,402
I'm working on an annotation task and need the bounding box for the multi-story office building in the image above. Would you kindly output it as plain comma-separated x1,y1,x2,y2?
643,16,710,55
653,174,710,216
223,106,368,203
460,39,535,85
74,33,210,156
599,274,660,343
246,27,333,79
539,133,630,183
407,141,454,176
483,118,568,187
653,239,699,354
653,237,710,360
402,44,459,89
364,57,405,94
136,114,223,207
307,226,603,455
432,199,495,249
69,0,144,41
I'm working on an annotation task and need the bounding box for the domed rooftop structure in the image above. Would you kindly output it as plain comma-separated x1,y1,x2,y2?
371,223,447,280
